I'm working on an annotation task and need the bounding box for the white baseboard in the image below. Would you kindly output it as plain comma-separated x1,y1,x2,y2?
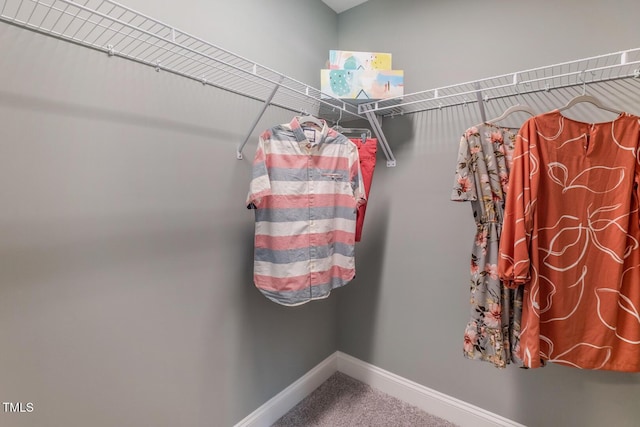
233,352,338,427
336,351,525,427
235,351,524,427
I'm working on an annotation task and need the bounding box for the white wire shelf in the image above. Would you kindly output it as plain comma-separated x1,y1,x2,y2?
0,0,392,162
359,48,640,117
0,0,363,120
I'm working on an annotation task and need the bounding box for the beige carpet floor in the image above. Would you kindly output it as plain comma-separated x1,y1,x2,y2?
272,372,459,427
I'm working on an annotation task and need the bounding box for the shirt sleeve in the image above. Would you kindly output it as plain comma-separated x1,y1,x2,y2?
451,130,478,202
246,132,272,209
498,119,537,288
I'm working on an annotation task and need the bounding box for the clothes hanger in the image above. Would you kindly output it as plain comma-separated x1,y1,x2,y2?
558,72,623,114
487,81,536,124
558,94,622,114
332,108,344,130
331,108,371,143
337,128,371,144
487,103,537,124
295,111,325,129
336,127,372,138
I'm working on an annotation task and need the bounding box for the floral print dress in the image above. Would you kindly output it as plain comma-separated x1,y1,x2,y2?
451,124,523,368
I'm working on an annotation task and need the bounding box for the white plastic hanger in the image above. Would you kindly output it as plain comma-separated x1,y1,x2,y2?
559,71,623,114
487,104,537,124
336,127,372,138
331,107,371,143
558,94,622,114
335,126,371,144
296,113,325,129
485,79,536,125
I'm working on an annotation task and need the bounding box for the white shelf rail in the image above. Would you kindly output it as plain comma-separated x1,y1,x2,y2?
0,0,397,166
358,48,640,118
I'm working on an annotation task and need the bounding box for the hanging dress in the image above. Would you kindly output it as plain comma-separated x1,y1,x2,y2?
452,123,523,368
499,111,640,371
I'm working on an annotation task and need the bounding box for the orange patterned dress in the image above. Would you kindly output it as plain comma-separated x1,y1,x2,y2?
499,110,640,371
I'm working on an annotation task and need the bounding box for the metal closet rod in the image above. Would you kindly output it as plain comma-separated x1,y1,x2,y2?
358,48,640,117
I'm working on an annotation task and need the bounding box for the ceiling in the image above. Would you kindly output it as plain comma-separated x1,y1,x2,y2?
321,0,369,14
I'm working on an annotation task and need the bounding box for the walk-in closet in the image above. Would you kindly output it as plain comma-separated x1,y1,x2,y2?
2,0,640,426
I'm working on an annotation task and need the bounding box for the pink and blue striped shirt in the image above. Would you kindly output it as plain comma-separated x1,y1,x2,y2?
247,117,366,306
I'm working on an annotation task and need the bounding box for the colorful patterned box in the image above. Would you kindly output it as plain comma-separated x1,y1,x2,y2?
329,50,392,71
321,69,404,100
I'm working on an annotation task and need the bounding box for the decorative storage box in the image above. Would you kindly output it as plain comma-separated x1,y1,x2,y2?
321,69,404,100
322,50,403,101
329,50,393,71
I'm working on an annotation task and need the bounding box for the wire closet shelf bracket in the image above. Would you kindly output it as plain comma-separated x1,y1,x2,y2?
357,48,640,118
0,0,397,166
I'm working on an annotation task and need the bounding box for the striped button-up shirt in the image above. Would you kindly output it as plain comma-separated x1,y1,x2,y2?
246,117,366,306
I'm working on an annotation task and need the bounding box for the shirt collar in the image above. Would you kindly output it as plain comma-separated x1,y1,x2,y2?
290,116,329,146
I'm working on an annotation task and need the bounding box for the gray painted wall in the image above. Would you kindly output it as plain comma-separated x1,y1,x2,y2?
336,1,640,426
3,1,640,426
0,1,338,426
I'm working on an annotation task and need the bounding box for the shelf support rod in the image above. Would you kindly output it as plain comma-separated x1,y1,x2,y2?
361,104,396,167
237,76,285,160
473,82,486,123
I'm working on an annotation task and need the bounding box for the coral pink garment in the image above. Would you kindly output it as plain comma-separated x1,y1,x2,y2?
350,137,377,242
498,110,640,371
